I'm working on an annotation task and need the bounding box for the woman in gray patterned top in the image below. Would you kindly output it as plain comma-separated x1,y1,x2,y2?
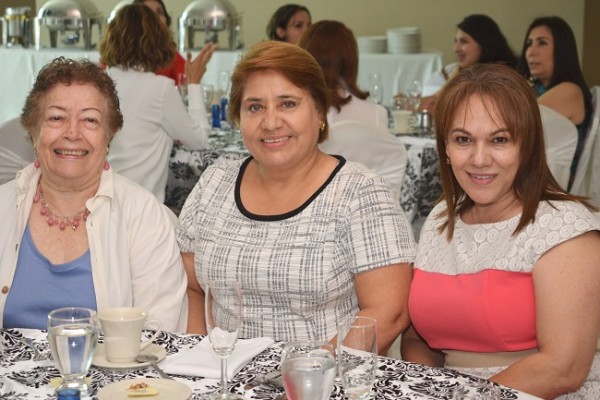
177,41,416,354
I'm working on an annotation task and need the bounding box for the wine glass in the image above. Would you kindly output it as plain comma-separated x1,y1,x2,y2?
47,307,99,396
406,80,422,113
177,72,188,106
368,72,384,105
202,84,215,119
337,316,377,400
219,70,231,99
205,282,243,400
281,340,336,400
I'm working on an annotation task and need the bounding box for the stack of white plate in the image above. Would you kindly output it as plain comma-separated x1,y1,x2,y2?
386,27,421,54
357,36,388,54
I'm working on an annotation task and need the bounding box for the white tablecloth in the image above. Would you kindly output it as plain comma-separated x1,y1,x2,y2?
0,48,442,125
358,51,443,106
0,48,242,125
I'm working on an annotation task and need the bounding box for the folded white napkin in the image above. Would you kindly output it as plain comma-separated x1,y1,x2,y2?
162,336,275,379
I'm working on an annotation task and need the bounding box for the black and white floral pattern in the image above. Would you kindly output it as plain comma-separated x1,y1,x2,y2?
1,329,536,399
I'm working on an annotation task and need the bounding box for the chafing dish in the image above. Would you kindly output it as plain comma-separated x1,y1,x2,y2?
34,0,103,50
178,0,243,51
1,6,32,48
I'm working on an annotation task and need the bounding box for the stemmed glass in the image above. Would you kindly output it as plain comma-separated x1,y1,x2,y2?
202,84,215,119
219,70,231,99
368,72,384,105
205,282,243,400
47,307,99,396
337,316,378,400
406,80,422,113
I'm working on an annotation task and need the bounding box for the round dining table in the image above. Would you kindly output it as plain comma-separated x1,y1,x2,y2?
0,328,541,399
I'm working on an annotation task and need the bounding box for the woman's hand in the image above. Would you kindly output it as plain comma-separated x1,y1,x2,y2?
185,42,218,85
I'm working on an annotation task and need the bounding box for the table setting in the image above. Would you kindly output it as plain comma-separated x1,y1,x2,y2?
0,323,542,399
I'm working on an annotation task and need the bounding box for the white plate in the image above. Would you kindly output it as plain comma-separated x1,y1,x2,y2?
92,343,167,369
97,378,191,400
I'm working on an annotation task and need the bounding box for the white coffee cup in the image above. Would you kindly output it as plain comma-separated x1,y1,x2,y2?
98,307,161,363
392,109,416,133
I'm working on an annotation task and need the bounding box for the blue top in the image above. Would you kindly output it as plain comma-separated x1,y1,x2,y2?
3,225,96,329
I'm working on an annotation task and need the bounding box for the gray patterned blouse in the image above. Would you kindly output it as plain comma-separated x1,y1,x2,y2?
178,156,416,341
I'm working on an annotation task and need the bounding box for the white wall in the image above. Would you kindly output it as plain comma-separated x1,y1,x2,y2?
31,0,585,66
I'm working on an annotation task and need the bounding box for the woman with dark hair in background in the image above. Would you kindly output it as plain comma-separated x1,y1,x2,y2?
266,4,311,44
517,16,593,190
420,14,517,111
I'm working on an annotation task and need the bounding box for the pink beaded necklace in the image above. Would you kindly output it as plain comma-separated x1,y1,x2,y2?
32,184,90,231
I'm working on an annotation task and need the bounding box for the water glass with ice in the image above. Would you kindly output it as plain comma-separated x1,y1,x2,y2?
281,340,336,400
337,316,377,400
47,307,99,396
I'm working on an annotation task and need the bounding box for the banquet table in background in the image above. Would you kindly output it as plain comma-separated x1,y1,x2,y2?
166,131,441,238
0,48,442,126
0,328,540,399
358,51,444,106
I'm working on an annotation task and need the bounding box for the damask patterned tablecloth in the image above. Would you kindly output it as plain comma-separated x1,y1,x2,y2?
0,328,538,400
166,131,442,239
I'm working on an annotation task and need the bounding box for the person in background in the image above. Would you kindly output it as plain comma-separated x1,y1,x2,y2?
0,58,188,332
402,63,600,399
100,4,215,202
517,16,592,191
178,41,415,354
266,4,311,44
419,14,517,113
133,0,187,85
297,20,388,130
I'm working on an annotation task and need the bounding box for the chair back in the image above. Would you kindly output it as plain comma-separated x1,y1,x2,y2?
571,86,600,206
319,120,407,201
0,117,34,185
539,104,577,190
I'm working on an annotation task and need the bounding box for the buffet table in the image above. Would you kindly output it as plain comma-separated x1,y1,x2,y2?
0,48,442,125
0,328,539,399
166,131,441,238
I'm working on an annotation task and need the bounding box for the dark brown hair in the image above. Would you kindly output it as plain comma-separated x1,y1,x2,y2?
266,4,311,41
99,3,176,72
435,63,592,239
21,57,123,144
228,41,331,142
297,20,368,112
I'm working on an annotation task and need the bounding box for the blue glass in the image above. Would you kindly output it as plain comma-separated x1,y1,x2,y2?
211,104,221,128
57,388,80,399
220,98,228,121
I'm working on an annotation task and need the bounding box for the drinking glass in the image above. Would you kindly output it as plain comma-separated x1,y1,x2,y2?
337,316,377,400
406,80,422,113
47,307,99,396
368,73,384,105
219,70,231,99
202,84,215,114
281,340,336,400
205,282,243,400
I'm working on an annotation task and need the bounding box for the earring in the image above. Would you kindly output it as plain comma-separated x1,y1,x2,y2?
103,147,110,170
33,150,40,168
319,121,326,133
445,157,451,165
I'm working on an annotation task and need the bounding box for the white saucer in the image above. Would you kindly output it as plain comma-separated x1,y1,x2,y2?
97,378,191,400
92,343,167,369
